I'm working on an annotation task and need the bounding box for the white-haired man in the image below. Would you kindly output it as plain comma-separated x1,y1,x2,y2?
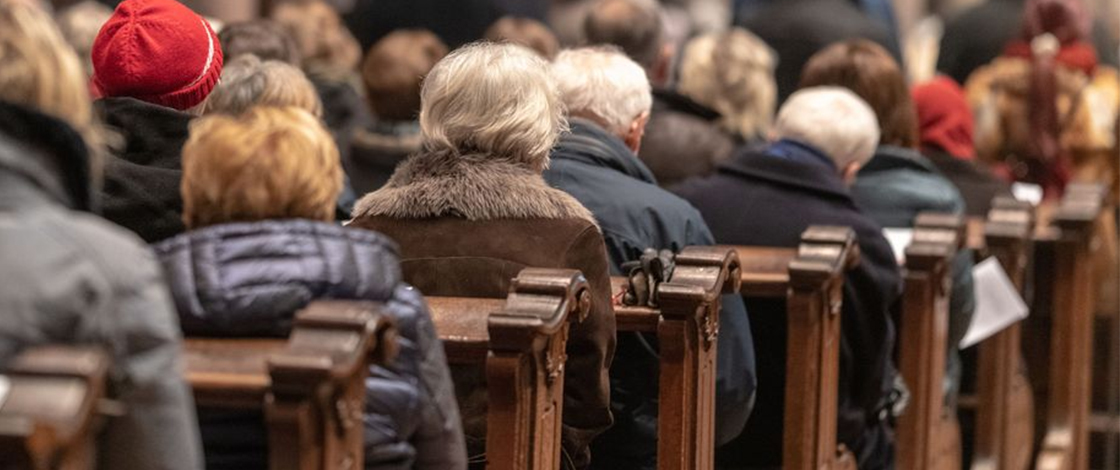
675,87,903,469
543,46,757,470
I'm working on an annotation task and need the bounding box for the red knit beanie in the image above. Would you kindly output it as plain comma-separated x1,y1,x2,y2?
91,0,223,111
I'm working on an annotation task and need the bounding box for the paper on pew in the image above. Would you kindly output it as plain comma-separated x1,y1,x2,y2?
1012,182,1043,205
960,257,1029,349
0,375,8,408
883,228,913,264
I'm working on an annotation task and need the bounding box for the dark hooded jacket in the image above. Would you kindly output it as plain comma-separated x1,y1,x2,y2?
638,90,737,188
544,119,757,469
0,101,203,470
673,142,900,470
96,97,191,243
154,220,466,470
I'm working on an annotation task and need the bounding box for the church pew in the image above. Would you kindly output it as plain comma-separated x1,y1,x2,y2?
426,268,590,470
896,213,964,470
0,346,109,470
735,226,860,470
610,247,742,470
1030,184,1108,470
184,301,396,470
968,197,1036,470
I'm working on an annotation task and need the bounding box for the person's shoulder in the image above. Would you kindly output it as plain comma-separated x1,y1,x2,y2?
30,208,164,291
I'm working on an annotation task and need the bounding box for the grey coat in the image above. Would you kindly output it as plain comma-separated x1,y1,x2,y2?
0,101,203,469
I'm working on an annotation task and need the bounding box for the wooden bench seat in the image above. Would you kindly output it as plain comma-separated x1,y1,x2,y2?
0,346,109,470
183,301,395,470
735,226,860,470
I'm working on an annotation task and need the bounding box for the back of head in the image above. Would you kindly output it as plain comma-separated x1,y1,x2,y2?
0,0,101,151
583,0,663,71
800,39,918,149
218,20,300,65
552,46,652,136
271,0,360,76
484,16,560,60
678,27,776,140
361,29,448,122
181,106,342,228
911,76,975,159
774,87,880,170
203,55,322,117
91,0,224,111
55,1,113,77
419,42,564,170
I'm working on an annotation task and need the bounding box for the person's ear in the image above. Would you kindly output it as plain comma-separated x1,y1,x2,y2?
624,112,650,153
841,161,862,185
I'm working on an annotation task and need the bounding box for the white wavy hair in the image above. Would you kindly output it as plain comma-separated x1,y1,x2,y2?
774,87,880,169
678,27,776,140
419,42,566,169
551,46,652,136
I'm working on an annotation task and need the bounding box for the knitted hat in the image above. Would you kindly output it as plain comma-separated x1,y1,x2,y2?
91,0,223,111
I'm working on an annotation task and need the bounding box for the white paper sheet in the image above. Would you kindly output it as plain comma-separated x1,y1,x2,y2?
959,257,1029,349
0,376,9,409
883,228,914,264
1011,182,1043,205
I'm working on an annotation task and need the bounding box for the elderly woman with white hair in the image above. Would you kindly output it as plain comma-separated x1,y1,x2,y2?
675,87,904,470
348,42,616,470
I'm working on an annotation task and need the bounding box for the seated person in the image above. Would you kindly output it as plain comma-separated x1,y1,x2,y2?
674,88,902,470
911,76,1011,217
350,29,448,194
544,47,756,470
349,43,615,470
801,40,975,404
155,107,466,470
0,1,201,468
218,19,301,65
483,16,560,59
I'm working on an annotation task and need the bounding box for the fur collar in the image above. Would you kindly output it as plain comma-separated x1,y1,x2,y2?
352,149,596,224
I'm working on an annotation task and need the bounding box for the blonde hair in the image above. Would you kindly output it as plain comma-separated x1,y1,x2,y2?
552,46,651,136
678,28,777,140
0,0,104,153
203,54,323,117
419,42,566,170
271,0,361,79
181,106,342,228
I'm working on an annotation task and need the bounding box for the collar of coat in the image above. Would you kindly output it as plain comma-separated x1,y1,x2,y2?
718,145,854,203
551,118,659,185
0,100,94,212
860,145,940,176
351,147,596,224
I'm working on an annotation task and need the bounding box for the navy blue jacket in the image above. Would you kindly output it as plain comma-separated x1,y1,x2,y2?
673,143,901,470
155,220,466,470
545,119,757,470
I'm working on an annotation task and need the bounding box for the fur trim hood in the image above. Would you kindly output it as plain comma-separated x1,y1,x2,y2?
352,149,596,224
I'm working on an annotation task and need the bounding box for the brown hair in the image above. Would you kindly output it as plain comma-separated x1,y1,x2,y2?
271,0,361,78
181,107,342,228
361,29,448,122
484,17,559,59
218,20,301,65
800,39,919,148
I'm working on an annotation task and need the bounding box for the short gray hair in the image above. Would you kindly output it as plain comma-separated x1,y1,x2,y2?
774,87,880,169
552,46,651,136
419,42,565,169
678,27,776,140
203,54,322,117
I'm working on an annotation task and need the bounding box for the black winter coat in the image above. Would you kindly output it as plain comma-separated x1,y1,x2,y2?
155,220,466,470
638,90,736,188
545,119,757,470
673,145,900,470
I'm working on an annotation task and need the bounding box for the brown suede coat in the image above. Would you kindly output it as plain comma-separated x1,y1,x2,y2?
349,149,616,468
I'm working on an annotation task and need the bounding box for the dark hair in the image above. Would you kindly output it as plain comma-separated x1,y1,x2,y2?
583,0,662,70
361,29,448,121
218,20,300,65
799,39,919,148
484,17,560,59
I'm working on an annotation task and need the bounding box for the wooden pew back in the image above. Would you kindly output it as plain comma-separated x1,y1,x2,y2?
0,346,109,470
737,226,859,470
184,301,395,470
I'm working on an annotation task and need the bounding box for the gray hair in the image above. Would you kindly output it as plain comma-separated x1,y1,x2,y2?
678,27,776,140
203,54,322,117
419,42,565,169
774,87,880,169
552,46,652,136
